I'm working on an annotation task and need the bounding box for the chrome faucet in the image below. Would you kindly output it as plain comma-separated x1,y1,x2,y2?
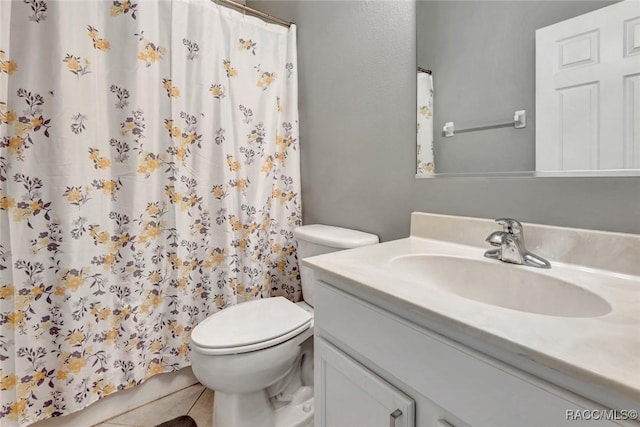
484,218,551,269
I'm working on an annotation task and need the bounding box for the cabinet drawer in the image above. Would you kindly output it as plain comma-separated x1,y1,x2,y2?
315,281,621,427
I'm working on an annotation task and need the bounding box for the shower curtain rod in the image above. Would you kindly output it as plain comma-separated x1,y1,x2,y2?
214,0,294,28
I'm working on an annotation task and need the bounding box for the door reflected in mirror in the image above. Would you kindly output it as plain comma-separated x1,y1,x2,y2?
416,0,640,178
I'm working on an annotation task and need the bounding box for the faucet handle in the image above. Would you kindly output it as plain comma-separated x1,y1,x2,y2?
495,218,523,235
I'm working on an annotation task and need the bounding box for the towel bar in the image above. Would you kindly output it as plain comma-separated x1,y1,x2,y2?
443,110,526,137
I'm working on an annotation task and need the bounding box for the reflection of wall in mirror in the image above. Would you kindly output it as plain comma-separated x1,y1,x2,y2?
417,0,617,175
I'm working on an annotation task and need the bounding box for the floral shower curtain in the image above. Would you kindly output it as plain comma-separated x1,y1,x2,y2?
0,1,301,425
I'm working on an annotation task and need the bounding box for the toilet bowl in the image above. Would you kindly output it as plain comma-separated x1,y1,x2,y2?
191,297,314,427
190,225,379,427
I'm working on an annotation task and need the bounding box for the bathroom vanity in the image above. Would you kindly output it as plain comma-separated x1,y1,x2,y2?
305,213,640,427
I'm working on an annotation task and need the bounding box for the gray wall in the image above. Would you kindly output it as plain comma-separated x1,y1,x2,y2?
249,0,640,241
418,1,615,174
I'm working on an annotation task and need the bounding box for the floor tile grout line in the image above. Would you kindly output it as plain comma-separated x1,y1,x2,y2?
101,384,205,426
93,420,137,426
187,387,207,415
95,422,137,427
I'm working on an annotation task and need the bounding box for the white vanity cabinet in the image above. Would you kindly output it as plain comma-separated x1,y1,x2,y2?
313,280,630,427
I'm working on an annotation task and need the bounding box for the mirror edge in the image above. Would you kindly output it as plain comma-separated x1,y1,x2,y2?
416,169,640,180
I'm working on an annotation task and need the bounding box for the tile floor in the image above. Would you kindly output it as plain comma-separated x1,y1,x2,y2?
94,384,214,427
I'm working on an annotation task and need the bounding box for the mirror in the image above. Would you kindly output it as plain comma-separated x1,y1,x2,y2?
416,0,640,177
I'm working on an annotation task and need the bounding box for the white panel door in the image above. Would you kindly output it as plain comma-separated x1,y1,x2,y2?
536,0,640,171
314,337,415,427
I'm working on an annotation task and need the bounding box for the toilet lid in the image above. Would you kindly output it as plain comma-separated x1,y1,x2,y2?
190,297,312,355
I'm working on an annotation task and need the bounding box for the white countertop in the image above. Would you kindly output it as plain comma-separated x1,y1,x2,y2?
303,235,640,407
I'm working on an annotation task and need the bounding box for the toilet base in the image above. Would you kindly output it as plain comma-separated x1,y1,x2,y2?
214,390,273,427
213,389,314,427
274,395,314,427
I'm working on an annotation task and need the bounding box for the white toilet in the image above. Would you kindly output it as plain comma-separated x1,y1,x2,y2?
190,224,379,427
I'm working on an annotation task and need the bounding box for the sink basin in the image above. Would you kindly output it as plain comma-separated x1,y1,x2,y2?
391,255,612,318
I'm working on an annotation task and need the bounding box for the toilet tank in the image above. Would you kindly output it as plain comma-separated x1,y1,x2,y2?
293,224,379,307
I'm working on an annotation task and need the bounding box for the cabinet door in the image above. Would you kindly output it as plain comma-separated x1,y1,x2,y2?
315,337,415,427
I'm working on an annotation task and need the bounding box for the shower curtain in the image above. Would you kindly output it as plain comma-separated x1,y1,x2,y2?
417,71,435,174
0,1,301,425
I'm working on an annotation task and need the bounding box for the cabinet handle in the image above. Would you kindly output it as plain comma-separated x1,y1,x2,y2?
436,419,455,427
389,409,402,427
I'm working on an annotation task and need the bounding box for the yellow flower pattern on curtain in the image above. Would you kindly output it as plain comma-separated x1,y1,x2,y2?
0,1,301,425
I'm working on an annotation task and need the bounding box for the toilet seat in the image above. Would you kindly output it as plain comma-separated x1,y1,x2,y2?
191,297,312,355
